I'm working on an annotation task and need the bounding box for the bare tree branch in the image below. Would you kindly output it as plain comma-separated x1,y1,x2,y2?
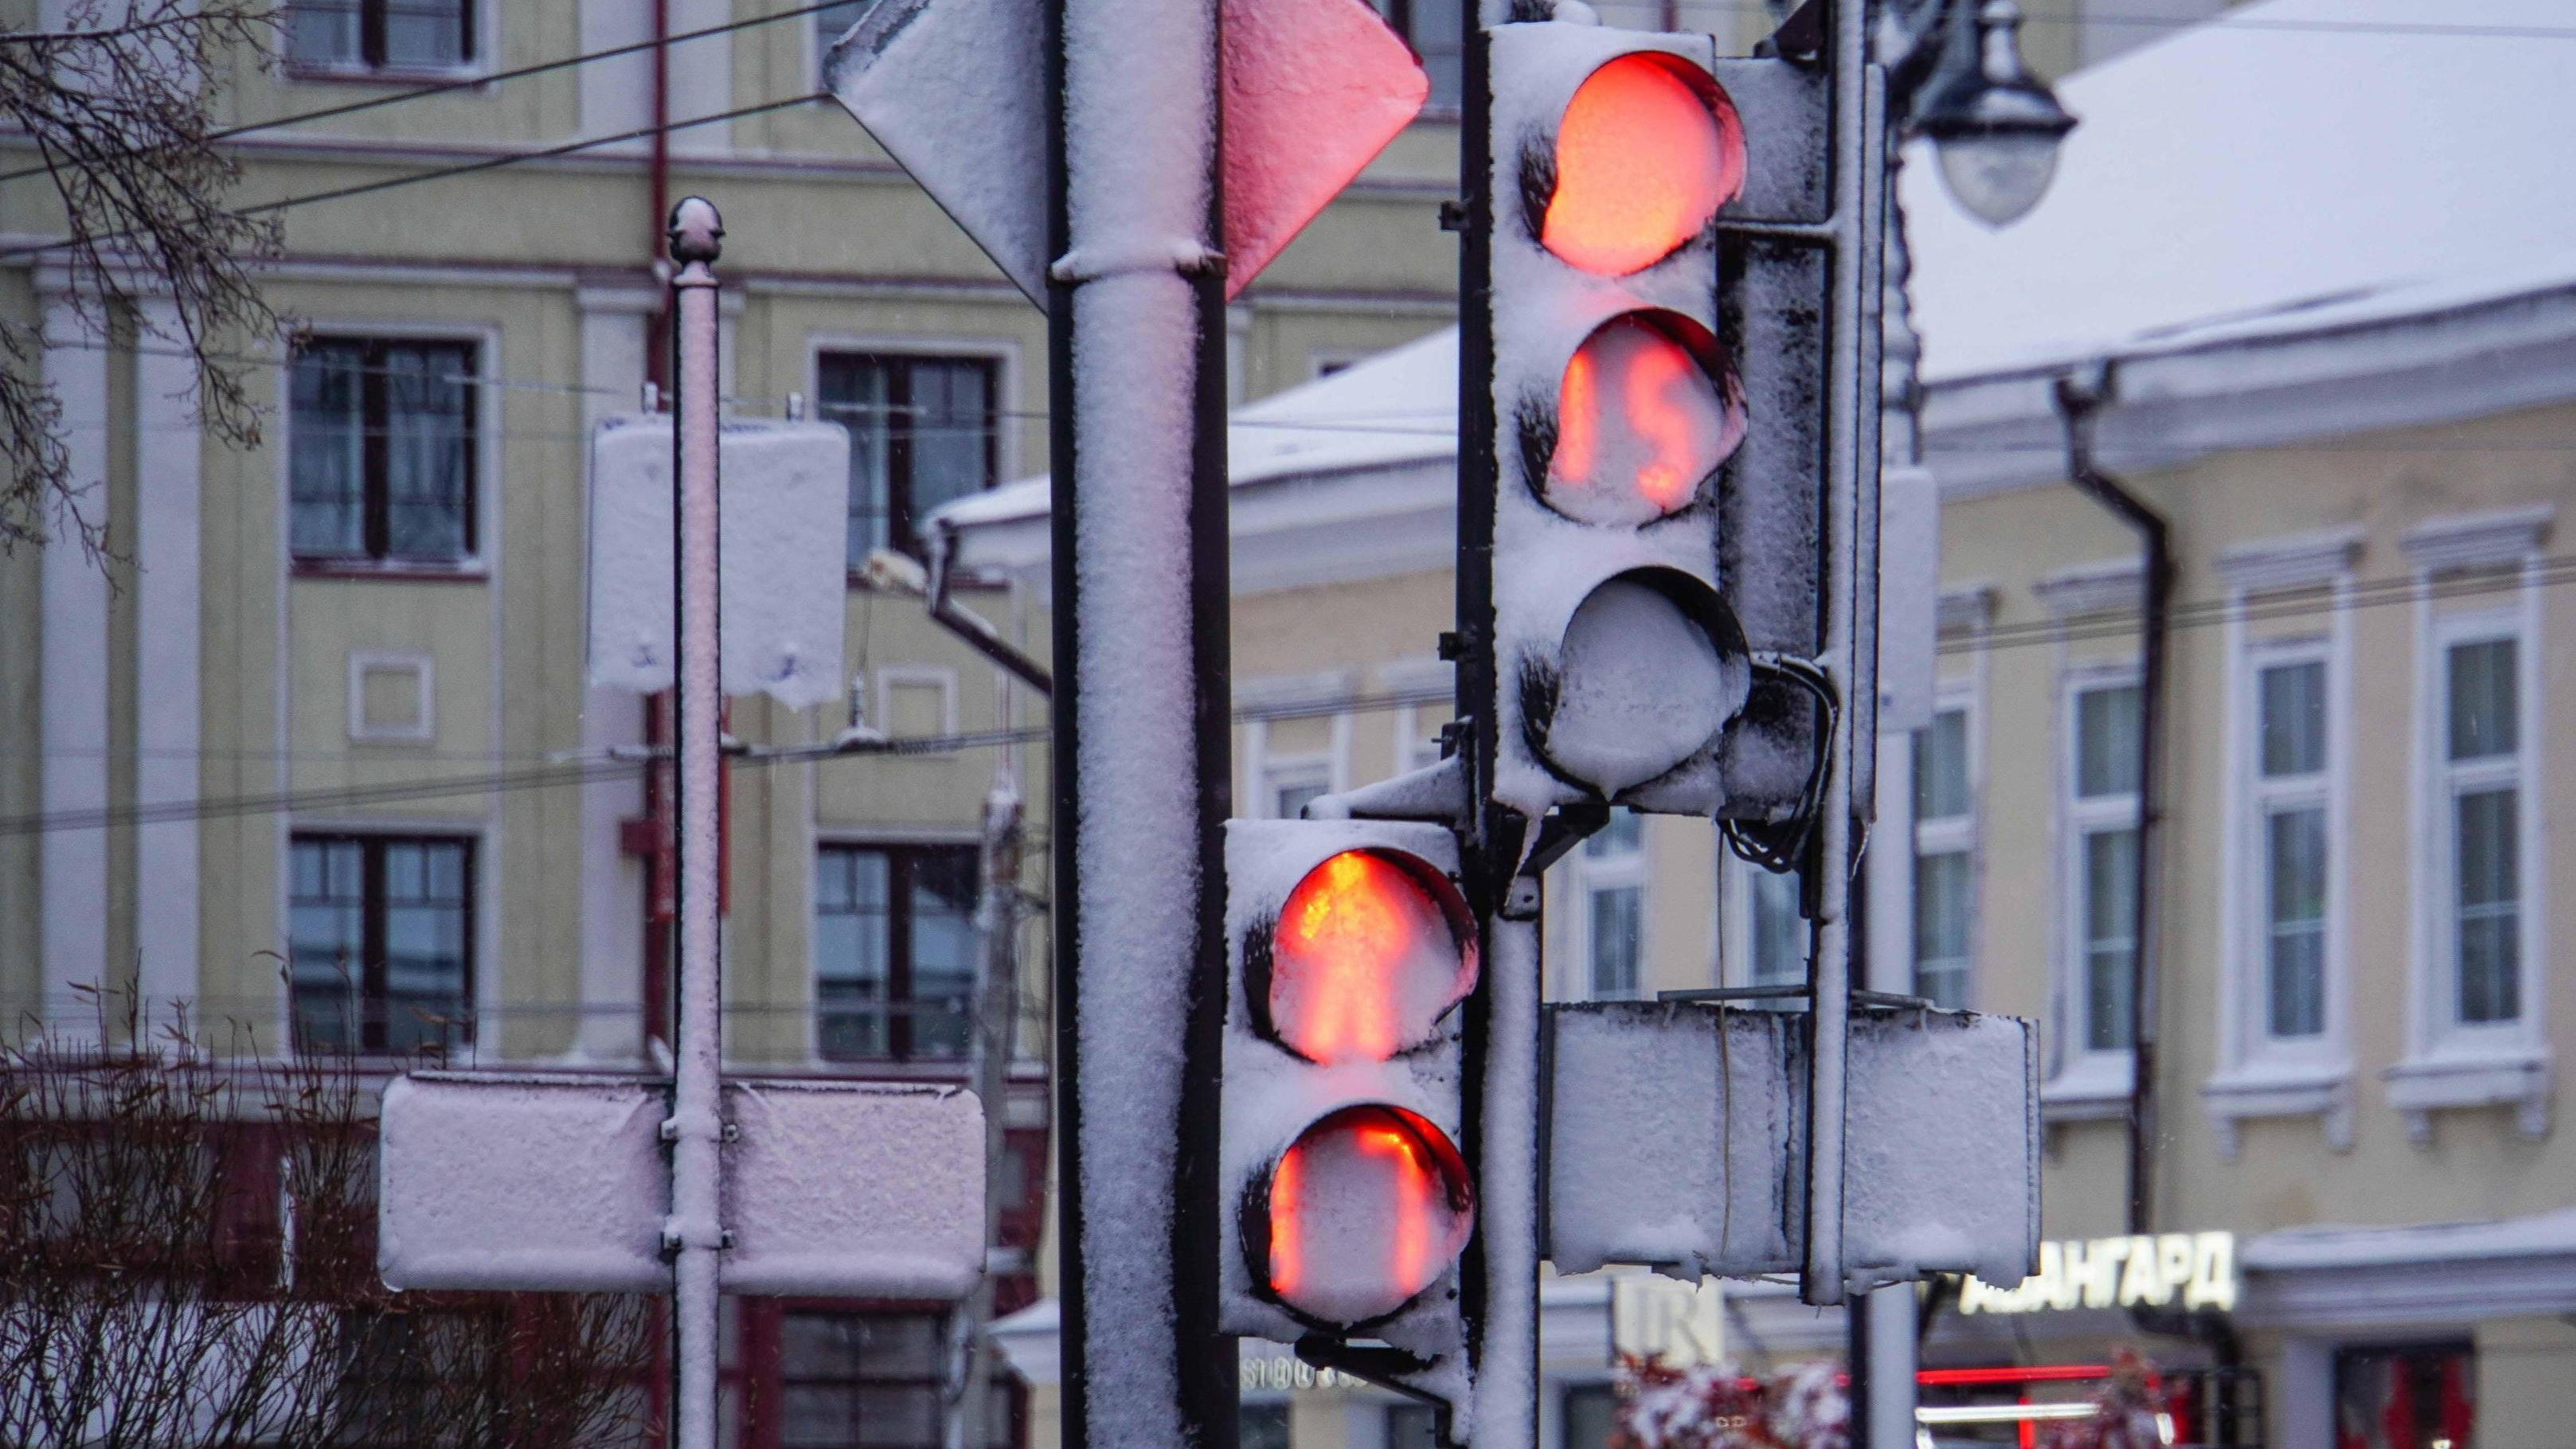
1,0,283,559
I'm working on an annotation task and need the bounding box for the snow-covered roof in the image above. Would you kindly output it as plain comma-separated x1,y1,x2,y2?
1902,0,2576,385
936,325,1457,532
2244,1208,2576,1271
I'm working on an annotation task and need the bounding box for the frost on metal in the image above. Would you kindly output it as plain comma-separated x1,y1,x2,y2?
827,0,1050,303
827,0,1423,307
377,1073,985,1299
379,1074,669,1292
721,1080,986,1299
1840,1008,2038,1291
586,416,851,708
1542,1002,2036,1292
1482,22,1761,827
1542,1002,1798,1281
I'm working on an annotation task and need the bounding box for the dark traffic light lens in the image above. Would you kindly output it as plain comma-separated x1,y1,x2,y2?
1269,849,1477,1064
1542,54,1742,276
1267,1104,1472,1327
1546,312,1743,525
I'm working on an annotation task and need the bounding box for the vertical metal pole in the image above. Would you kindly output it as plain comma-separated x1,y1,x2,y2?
952,784,1026,1449
1042,0,1235,1439
1800,0,1885,1310
665,196,727,1449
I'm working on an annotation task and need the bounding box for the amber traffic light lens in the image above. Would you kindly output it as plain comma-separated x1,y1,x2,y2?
1541,54,1742,275
1546,312,1743,525
1268,849,1477,1064
1267,1104,1473,1327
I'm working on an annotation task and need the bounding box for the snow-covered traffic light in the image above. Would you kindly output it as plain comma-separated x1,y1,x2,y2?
1480,23,1758,822
1222,822,1477,1377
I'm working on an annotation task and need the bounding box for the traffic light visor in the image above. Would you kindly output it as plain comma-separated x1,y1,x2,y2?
1266,1104,1473,1328
1265,849,1478,1064
1540,53,1742,276
1546,311,1744,525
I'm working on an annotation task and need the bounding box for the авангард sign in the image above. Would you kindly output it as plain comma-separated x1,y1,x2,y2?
1959,1232,2238,1314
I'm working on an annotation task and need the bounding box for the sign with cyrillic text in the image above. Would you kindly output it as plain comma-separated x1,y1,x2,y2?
1957,1231,2237,1314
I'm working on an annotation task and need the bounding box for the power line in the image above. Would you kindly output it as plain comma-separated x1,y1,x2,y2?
0,1,855,186
1937,550,2574,656
0,686,1457,835
0,93,827,261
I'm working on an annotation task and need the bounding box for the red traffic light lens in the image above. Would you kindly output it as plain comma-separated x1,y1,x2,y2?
1268,849,1477,1064
1542,54,1742,276
1546,312,1743,525
1267,1104,1472,1327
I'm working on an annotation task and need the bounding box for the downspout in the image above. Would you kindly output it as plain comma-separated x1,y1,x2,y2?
2050,364,2168,1240
2055,368,2241,1445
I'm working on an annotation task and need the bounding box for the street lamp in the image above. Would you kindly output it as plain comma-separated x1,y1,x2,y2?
1912,0,2078,225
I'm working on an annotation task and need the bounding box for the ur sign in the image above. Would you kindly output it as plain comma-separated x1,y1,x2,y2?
1546,313,1745,525
1268,1104,1473,1327
1542,53,1743,276
1267,850,1477,1064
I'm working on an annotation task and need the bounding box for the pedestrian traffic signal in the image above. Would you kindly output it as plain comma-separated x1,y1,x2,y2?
1222,822,1476,1361
1480,23,1756,823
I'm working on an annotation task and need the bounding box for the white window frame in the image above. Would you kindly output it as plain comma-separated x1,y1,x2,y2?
2206,533,2361,1155
1715,854,1805,995
2052,664,2142,1110
1571,814,1647,1001
807,827,983,1072
1908,690,1980,1010
285,0,494,81
2390,513,2553,1142
1237,670,1355,818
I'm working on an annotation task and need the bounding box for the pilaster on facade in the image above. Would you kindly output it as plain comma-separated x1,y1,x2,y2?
37,291,112,1038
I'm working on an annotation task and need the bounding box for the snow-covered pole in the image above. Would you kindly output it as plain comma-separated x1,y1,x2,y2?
951,782,1025,1449
664,195,729,1449
1041,0,1236,1438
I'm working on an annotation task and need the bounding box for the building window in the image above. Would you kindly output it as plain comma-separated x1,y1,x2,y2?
2069,678,2140,1054
290,338,477,564
1267,764,1331,821
1237,1403,1292,1449
1580,810,1644,999
1911,704,1974,1009
1386,1404,1440,1449
2254,654,2331,1041
290,0,475,72
778,1310,946,1449
289,834,474,1054
1562,1383,1621,1449
1747,866,1804,987
2332,1342,2474,1449
2440,635,2523,1027
815,844,978,1062
1373,0,1464,108
819,352,999,566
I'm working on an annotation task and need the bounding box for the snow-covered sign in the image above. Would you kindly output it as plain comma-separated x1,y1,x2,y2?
378,1072,984,1299
1543,1002,2038,1291
823,0,1426,306
586,416,850,709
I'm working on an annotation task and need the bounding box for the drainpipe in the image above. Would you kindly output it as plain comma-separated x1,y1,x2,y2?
2054,369,2241,1444
2050,365,2168,1240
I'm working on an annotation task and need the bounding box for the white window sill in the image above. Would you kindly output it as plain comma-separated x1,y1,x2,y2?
2202,1061,2354,1158
2383,1052,2551,1142
2041,1053,2132,1124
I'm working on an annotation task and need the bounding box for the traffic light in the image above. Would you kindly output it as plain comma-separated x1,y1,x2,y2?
1475,23,1840,834
1221,820,1477,1376
1482,24,1750,823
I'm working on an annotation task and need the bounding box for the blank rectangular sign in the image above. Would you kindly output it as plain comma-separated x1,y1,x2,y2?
379,1072,984,1299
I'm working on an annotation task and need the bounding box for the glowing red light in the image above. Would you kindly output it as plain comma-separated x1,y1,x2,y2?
1542,54,1742,276
1266,1105,1472,1327
1268,851,1476,1064
1546,313,1742,525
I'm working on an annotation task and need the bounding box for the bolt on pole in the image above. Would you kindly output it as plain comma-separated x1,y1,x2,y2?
666,194,728,1449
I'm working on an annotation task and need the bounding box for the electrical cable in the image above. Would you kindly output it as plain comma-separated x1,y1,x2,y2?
0,0,861,186
1720,650,1838,876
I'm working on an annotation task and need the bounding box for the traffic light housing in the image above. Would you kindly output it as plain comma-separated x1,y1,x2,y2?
1477,23,1842,833
1221,820,1478,1382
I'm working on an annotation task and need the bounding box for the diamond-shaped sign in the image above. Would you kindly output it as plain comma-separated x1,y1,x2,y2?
827,0,1426,304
